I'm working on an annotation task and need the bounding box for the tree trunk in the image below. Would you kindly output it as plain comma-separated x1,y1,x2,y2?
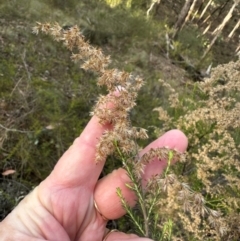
227,18,240,39
200,1,239,62
172,0,194,38
198,0,213,21
200,0,232,33
182,0,199,26
217,0,231,17
236,44,240,56
202,21,212,34
146,0,161,19
212,1,238,35
202,0,231,26
191,0,205,21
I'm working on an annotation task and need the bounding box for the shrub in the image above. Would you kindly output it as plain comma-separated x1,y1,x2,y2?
154,60,240,240
33,22,234,240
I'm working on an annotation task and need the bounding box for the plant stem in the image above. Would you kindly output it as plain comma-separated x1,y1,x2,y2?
115,142,149,237
116,188,145,236
164,150,173,177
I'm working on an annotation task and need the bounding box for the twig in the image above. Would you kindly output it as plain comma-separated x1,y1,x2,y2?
10,77,23,97
21,49,31,81
115,142,149,237
0,123,32,134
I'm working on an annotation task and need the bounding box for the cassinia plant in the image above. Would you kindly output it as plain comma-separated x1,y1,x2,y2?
154,61,240,240
33,22,228,241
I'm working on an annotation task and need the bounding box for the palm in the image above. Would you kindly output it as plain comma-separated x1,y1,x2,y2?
38,182,103,241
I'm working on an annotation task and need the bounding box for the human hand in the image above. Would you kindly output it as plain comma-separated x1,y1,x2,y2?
0,115,188,241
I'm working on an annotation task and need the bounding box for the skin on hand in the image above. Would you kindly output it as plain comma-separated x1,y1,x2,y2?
0,115,188,241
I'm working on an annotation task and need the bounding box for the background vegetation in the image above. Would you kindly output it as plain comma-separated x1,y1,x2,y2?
0,0,239,240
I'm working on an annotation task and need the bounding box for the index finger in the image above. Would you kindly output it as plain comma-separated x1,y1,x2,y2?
47,115,111,189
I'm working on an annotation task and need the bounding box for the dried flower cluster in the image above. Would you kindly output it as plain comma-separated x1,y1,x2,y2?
33,22,148,161
130,147,225,240
155,60,240,240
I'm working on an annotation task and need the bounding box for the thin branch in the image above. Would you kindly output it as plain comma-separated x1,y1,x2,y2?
146,0,160,19
116,188,145,236
0,123,33,134
10,77,23,97
21,49,31,82
115,142,149,237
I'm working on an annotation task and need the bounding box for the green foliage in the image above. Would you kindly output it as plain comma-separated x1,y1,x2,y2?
169,25,212,70
0,15,100,214
160,219,173,241
178,26,210,60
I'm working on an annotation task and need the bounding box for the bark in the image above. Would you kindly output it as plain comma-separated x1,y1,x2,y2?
182,0,199,27
172,0,194,38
